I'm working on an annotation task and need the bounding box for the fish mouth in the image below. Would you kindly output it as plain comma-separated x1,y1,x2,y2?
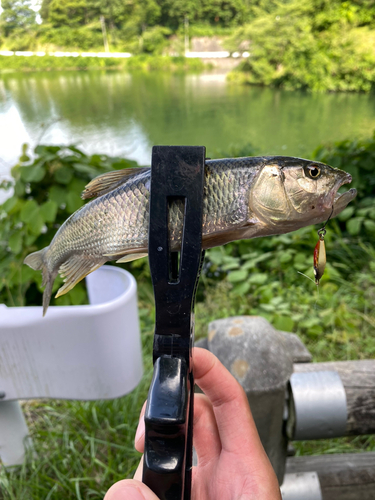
323,172,356,214
329,172,357,217
332,187,357,216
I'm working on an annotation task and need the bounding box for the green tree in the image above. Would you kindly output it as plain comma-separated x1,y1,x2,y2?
111,0,161,51
48,0,88,28
201,0,248,26
119,0,161,32
40,0,53,22
0,0,36,37
230,0,375,91
159,0,249,30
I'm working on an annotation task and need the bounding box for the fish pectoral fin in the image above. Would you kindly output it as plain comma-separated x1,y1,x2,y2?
202,228,245,249
55,255,107,298
202,219,261,250
82,167,150,200
115,253,148,263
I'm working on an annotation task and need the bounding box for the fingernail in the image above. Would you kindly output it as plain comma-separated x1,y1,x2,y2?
135,416,145,444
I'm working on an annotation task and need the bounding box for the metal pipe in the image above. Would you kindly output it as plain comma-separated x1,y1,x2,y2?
288,371,347,440
281,472,322,500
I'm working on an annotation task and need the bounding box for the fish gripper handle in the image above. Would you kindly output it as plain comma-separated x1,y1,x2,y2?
144,146,206,500
143,356,193,500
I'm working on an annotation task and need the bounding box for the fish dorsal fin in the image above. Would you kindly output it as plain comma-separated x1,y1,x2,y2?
82,167,150,200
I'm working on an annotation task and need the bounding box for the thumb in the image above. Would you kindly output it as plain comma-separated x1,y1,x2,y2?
104,479,160,500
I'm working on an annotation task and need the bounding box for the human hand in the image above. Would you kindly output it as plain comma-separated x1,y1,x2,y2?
105,347,281,500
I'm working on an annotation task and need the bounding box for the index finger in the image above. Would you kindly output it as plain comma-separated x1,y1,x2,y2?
193,347,264,456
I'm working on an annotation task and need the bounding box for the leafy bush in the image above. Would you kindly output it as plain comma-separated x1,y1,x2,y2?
5,29,37,51
313,133,375,238
195,135,375,351
0,144,139,308
38,24,103,51
124,54,205,71
0,54,120,72
141,26,172,54
200,228,375,353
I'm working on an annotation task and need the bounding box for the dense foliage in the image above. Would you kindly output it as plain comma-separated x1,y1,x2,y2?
0,0,36,36
0,144,139,307
228,0,375,91
0,0,249,52
1,0,375,90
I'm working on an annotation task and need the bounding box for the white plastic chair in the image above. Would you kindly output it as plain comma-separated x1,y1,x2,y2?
0,265,143,466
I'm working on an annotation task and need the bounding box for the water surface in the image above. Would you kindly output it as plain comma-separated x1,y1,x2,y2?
1,70,375,178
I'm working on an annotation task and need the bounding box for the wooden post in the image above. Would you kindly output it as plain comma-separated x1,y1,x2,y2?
286,452,375,500
205,316,296,483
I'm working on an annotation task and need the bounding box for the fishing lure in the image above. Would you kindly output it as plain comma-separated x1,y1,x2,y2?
313,207,333,285
313,227,327,285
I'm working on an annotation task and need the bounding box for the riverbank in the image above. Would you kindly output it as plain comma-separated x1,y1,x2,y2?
2,0,375,92
0,54,206,73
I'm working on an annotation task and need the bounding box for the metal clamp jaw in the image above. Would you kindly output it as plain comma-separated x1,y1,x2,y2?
143,146,206,500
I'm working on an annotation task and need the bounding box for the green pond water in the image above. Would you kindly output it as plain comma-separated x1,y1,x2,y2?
1,69,375,177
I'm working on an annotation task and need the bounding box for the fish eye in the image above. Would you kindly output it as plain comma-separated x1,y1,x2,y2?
307,165,321,179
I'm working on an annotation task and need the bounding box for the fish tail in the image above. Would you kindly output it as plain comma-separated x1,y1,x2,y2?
24,248,107,316
24,247,55,316
42,271,56,317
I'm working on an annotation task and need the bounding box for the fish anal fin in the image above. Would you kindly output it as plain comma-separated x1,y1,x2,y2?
82,167,150,200
116,253,148,263
55,256,107,298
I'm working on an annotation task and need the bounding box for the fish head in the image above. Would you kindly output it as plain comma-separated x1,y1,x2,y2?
249,156,357,229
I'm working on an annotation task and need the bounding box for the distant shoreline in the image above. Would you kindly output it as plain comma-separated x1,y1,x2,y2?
0,53,241,74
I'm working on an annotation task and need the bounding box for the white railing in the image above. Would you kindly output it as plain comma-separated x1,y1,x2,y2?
0,265,143,466
0,50,132,58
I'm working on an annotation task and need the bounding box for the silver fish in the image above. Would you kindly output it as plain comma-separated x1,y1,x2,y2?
24,156,356,315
